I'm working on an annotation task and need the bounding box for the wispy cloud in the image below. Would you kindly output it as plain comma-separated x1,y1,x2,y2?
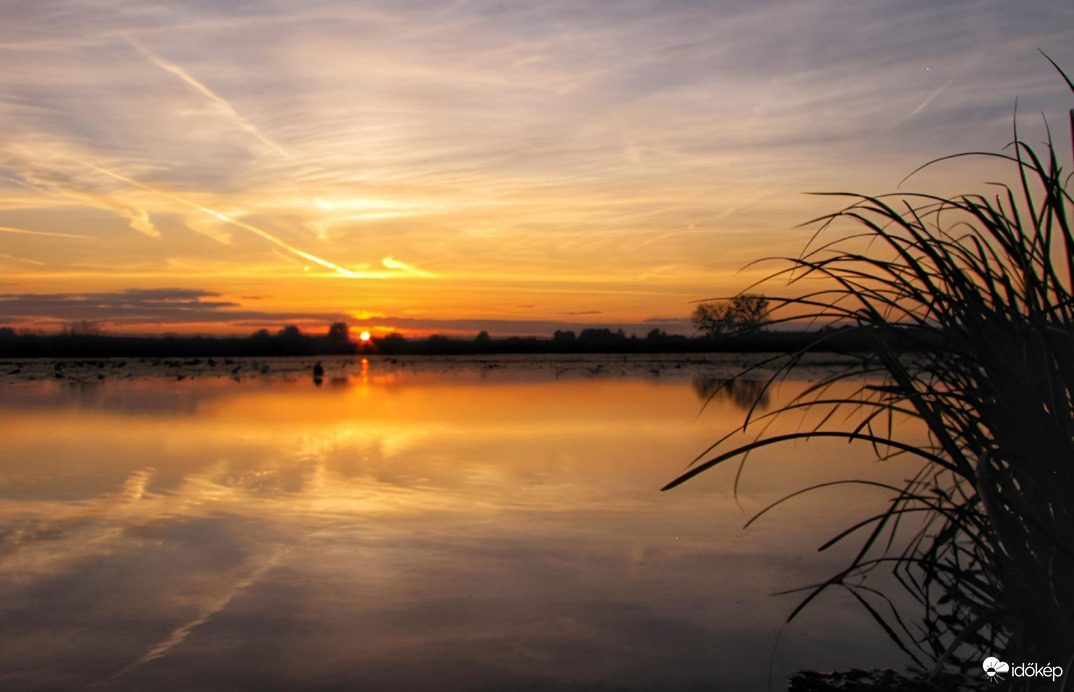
125,36,292,159
76,158,364,277
0,289,695,335
0,250,44,266
1,150,161,238
0,225,95,240
64,157,434,280
381,256,436,278
0,289,350,330
1,0,1071,331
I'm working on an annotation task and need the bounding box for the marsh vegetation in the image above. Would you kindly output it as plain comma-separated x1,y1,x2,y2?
666,60,1074,686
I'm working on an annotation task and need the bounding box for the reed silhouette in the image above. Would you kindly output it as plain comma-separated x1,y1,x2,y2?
665,56,1074,684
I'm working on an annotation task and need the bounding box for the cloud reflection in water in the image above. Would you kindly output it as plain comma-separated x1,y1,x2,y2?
0,361,915,690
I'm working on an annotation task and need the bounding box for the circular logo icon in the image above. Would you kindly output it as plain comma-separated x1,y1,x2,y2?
983,657,1010,682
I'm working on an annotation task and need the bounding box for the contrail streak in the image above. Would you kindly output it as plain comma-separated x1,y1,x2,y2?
99,549,289,685
126,36,292,158
882,79,953,133
1,154,160,237
0,251,44,266
382,256,436,278
76,160,361,277
0,225,96,240
907,79,953,119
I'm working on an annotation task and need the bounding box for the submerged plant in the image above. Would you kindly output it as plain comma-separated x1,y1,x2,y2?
665,59,1074,685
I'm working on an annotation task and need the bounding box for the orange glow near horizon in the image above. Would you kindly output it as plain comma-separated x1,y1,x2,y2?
1,3,1070,336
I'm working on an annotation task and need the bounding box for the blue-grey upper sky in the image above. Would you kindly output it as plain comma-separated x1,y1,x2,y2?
1,0,1071,334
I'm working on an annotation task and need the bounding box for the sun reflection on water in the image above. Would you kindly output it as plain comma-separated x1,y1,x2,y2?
0,361,919,690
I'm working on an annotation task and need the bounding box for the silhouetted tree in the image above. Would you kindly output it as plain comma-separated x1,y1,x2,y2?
474,330,491,344
321,321,357,354
63,320,102,336
692,294,770,337
578,328,626,343
275,324,315,355
375,332,408,354
553,329,576,343
328,322,350,343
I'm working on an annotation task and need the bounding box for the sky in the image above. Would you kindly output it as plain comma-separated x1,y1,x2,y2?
1,0,1072,337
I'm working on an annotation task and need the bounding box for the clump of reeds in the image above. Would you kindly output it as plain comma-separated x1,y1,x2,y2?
665,59,1074,684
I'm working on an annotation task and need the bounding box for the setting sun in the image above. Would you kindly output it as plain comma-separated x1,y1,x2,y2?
1,4,1072,690
2,2,1068,339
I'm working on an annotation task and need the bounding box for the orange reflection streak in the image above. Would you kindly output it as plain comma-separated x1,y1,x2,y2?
0,374,924,516
0,372,925,686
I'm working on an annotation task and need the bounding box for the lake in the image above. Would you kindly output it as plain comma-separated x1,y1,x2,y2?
0,355,915,690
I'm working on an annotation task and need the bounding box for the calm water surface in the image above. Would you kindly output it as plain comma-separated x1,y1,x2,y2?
0,356,915,690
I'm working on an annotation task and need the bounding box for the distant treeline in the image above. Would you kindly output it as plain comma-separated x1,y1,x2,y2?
0,324,895,358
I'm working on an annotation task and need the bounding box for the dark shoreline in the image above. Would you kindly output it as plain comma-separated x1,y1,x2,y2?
0,326,885,359
0,351,865,385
